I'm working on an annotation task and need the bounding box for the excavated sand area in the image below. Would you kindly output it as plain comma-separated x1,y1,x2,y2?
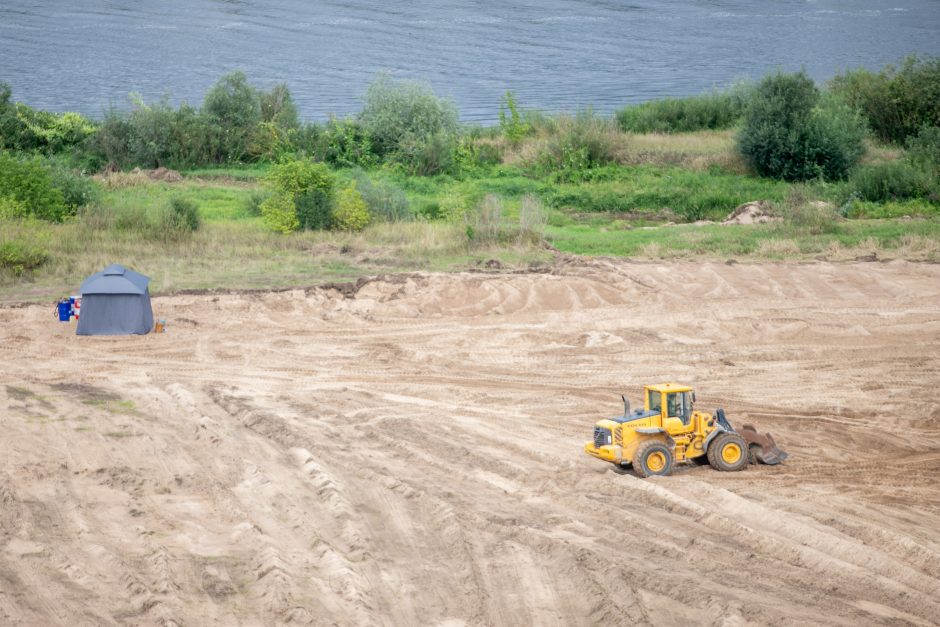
1,258,940,626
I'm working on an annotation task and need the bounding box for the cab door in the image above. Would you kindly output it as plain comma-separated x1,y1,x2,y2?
663,391,694,434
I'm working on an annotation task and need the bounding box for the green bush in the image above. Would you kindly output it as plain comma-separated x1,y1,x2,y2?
259,83,299,131
0,196,27,219
0,84,19,150
465,194,504,244
202,71,263,162
0,85,96,154
320,117,376,168
498,91,531,144
0,219,50,275
358,74,459,160
454,137,503,171
518,194,547,243
397,130,456,176
262,158,335,231
849,161,938,203
906,125,940,171
779,186,840,234
532,110,621,180
47,159,99,210
0,153,67,221
616,86,751,133
332,183,371,231
260,193,299,234
830,55,940,144
738,71,866,181
348,170,410,221
166,197,201,232
241,188,270,217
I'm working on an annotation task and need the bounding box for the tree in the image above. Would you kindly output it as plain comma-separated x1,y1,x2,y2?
738,71,865,181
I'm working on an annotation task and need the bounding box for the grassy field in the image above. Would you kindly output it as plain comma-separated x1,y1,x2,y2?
2,129,938,303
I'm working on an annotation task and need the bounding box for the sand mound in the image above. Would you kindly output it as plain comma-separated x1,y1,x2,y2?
723,200,781,225
149,166,183,182
2,259,940,625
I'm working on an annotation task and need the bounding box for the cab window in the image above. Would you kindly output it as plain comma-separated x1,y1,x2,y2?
666,393,679,418
647,390,662,413
667,392,693,424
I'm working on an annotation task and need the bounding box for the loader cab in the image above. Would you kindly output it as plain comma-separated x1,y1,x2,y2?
645,383,695,430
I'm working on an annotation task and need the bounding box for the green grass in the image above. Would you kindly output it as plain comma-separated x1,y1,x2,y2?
547,217,940,260
101,183,259,222
181,164,269,182
544,165,794,221
4,127,940,302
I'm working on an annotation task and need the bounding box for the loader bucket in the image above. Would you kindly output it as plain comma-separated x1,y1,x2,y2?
739,423,789,465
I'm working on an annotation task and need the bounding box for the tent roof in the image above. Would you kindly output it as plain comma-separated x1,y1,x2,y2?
79,264,151,295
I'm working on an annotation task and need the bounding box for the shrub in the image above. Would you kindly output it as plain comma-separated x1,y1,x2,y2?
532,110,621,180
499,91,531,144
465,194,504,244
779,187,840,234
0,153,67,221
332,183,371,231
320,117,376,168
397,130,456,176
14,106,96,154
849,161,937,203
359,74,459,159
166,197,200,232
0,221,49,275
0,83,19,150
262,158,335,231
518,194,547,243
906,125,940,171
454,137,503,170
616,86,751,133
47,159,99,211
439,194,471,222
830,55,940,144
241,188,270,217
738,71,866,181
202,71,263,162
0,196,27,219
259,83,299,131
348,170,410,221
260,193,299,234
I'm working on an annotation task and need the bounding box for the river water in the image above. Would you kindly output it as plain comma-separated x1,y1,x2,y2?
2,0,939,123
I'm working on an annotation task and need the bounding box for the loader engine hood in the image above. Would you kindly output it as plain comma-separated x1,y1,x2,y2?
611,408,659,423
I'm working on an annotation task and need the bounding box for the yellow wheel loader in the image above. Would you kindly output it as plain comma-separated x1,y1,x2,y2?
583,383,787,477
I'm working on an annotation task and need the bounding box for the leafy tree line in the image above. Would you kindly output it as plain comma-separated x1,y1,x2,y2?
0,56,938,234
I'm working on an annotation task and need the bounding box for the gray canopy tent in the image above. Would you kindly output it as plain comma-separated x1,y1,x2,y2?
76,264,154,336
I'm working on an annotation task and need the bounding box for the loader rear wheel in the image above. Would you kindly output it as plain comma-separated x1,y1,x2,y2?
707,433,749,472
634,441,674,478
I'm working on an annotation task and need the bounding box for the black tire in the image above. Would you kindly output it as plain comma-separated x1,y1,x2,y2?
707,432,749,472
633,441,675,478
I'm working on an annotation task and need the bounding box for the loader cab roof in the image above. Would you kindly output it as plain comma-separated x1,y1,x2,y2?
645,383,693,394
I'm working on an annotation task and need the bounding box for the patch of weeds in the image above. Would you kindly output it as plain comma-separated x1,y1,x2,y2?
104,430,138,439
82,398,136,414
6,385,35,401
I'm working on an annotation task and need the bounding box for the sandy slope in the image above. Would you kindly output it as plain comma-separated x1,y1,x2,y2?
1,259,939,626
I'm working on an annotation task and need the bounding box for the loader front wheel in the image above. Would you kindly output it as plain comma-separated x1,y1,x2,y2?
634,441,674,478
707,433,749,472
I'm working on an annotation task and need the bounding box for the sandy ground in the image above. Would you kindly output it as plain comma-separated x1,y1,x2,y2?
1,258,940,626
